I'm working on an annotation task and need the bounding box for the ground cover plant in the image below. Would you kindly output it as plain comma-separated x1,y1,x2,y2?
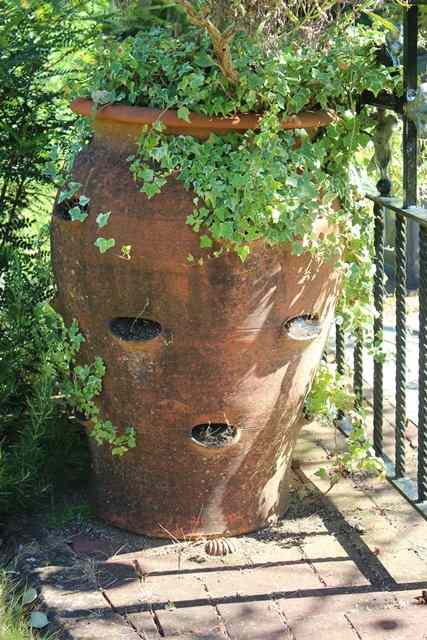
0,569,52,640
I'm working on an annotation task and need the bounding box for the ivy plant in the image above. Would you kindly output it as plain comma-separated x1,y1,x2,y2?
56,319,136,456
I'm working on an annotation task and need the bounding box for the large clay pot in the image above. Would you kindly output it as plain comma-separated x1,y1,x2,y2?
51,99,340,538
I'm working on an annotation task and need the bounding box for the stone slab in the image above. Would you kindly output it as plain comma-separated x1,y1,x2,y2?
62,613,140,640
312,559,370,588
154,603,226,639
217,601,292,640
348,606,427,639
202,562,322,600
287,613,358,640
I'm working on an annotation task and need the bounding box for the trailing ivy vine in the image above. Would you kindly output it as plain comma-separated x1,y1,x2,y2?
57,319,136,456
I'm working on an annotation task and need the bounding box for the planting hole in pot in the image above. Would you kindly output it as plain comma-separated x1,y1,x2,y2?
191,423,238,448
282,315,322,341
110,317,162,341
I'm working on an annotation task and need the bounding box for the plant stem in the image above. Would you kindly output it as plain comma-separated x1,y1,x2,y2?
174,0,239,85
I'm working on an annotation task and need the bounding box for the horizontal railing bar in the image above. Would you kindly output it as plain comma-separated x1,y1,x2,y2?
338,418,427,520
367,195,427,226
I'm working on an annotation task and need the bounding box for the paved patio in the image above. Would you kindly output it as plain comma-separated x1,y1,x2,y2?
12,419,427,640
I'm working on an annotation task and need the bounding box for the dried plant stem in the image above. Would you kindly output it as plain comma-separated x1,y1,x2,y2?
174,0,239,85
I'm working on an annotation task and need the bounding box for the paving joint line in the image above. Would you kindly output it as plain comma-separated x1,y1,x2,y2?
344,613,363,640
199,578,232,640
270,599,296,640
101,589,149,639
241,546,296,638
131,555,165,637
296,539,328,588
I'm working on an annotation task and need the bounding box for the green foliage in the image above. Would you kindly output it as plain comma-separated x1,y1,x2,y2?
0,1,95,249
0,1,138,515
308,362,384,485
0,2,97,514
124,21,396,337
0,569,52,640
0,241,88,516
46,501,94,528
81,18,397,115
0,242,134,516
57,319,136,456
305,362,354,422
94,237,116,253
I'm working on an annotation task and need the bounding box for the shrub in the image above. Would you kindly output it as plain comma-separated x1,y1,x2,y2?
0,1,102,516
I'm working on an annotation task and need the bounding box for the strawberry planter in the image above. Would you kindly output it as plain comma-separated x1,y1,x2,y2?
51,99,341,538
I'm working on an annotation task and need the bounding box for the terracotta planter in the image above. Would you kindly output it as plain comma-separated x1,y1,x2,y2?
51,99,341,538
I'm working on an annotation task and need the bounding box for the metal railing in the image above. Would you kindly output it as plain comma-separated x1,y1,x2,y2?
336,1,427,518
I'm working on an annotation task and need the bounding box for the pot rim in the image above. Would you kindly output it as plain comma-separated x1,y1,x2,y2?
71,98,336,132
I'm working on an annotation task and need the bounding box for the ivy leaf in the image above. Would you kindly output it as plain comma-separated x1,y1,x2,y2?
200,235,212,249
315,468,328,480
121,244,132,259
30,612,49,629
177,106,191,123
237,245,250,262
91,89,115,105
142,182,162,198
140,167,154,182
96,211,111,228
79,195,90,207
194,52,215,68
153,120,164,133
94,237,115,254
22,588,37,606
58,181,81,203
69,207,88,222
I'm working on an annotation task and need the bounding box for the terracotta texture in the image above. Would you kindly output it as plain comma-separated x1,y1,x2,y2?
51,101,341,538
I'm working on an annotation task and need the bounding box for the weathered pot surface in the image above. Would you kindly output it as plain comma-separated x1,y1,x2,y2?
51,100,341,538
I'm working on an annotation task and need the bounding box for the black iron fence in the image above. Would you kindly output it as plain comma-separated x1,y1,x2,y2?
336,1,427,518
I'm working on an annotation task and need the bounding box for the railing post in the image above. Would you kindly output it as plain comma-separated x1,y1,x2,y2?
403,4,426,500
403,5,418,207
336,322,345,377
395,210,407,478
419,227,427,501
353,330,364,411
335,321,345,421
373,189,386,458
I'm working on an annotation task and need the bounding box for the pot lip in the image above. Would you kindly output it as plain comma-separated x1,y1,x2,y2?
71,98,336,131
